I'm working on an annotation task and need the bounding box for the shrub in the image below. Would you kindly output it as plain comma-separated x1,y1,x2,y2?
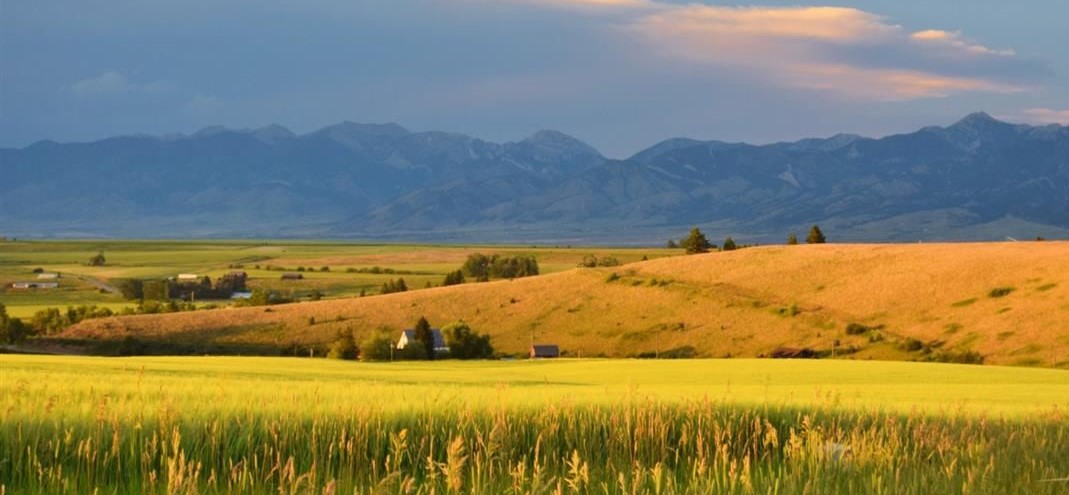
443,322,494,360
326,330,358,360
605,272,620,283
359,330,395,361
988,287,1015,298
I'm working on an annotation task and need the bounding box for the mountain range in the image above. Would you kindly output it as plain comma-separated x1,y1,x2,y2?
2,112,1067,243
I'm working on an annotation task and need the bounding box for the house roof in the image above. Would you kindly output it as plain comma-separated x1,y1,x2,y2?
400,328,447,348
530,344,560,355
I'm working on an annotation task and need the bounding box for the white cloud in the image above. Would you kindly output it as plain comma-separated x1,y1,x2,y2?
70,71,172,95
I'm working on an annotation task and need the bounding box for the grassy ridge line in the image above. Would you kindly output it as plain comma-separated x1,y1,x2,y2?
59,242,1069,366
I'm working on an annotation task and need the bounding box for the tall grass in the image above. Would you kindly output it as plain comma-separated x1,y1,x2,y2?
2,356,1067,494
3,400,1067,494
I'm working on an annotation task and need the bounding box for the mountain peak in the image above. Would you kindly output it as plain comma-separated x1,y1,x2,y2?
524,129,584,145
318,121,409,137
250,124,295,143
952,112,1002,128
192,125,231,138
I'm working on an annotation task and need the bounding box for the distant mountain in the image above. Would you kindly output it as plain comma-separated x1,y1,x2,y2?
2,113,1067,242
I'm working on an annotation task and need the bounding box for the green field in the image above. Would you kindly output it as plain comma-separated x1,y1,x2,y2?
2,356,1067,494
0,239,672,319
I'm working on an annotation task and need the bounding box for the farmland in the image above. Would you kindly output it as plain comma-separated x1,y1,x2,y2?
39,240,1069,367
0,239,672,319
1,355,1067,494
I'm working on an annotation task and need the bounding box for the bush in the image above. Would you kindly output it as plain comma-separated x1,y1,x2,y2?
842,322,885,335
988,287,1015,298
359,330,395,361
605,272,620,283
443,322,493,360
327,330,358,360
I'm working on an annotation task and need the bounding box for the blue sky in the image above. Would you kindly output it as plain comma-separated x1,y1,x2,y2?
3,0,1068,157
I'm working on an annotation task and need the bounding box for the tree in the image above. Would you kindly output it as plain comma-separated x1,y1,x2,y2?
413,316,435,361
0,304,31,344
88,252,106,266
381,278,408,294
722,237,737,251
116,279,145,300
461,253,491,281
787,233,799,245
806,225,826,244
442,270,465,286
360,329,395,361
680,227,713,254
443,321,494,359
327,329,358,360
666,239,679,249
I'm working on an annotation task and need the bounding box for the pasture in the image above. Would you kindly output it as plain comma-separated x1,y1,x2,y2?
1,356,1067,494
0,239,672,319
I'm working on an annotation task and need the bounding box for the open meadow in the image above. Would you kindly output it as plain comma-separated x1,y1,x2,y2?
1,355,1067,494
0,239,673,319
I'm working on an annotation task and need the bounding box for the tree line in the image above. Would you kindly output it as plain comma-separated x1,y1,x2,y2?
671,225,827,254
328,316,494,361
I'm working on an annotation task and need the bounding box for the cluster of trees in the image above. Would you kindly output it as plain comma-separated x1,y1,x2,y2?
787,225,826,244
577,254,621,268
380,278,408,294
330,317,495,362
87,252,106,266
673,225,828,253
461,253,539,281
117,272,248,302
0,303,31,344
442,270,465,286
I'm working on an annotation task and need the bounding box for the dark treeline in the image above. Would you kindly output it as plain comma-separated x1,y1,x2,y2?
461,253,539,282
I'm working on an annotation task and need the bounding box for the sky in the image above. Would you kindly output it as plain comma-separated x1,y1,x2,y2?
2,0,1068,158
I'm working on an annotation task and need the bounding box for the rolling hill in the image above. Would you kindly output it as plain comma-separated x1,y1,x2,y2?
59,242,1069,367
3,113,1068,242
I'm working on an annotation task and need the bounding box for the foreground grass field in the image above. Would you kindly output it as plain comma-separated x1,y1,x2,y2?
2,356,1067,494
58,241,1069,367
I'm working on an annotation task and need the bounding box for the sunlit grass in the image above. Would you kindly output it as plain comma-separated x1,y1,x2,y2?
1,356,1067,494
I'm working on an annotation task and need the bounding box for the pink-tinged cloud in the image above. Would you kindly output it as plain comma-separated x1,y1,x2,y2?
1020,108,1069,124
626,5,1032,101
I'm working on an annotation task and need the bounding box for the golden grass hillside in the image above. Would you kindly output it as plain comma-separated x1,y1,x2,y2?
60,242,1069,366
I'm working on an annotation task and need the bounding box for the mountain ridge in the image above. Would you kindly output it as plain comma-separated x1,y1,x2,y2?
2,113,1067,242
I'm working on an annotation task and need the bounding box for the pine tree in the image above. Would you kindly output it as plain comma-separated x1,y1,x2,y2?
787,233,799,245
722,237,737,251
414,316,435,361
806,225,826,244
680,227,712,254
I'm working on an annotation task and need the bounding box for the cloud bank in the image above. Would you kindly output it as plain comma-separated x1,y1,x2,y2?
524,2,1047,101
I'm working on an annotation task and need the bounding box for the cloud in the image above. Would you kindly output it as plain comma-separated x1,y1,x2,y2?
625,5,1041,101
500,2,1046,101
1019,108,1069,124
70,71,172,95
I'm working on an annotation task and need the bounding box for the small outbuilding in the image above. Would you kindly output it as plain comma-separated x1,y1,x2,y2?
11,282,58,290
529,344,560,359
